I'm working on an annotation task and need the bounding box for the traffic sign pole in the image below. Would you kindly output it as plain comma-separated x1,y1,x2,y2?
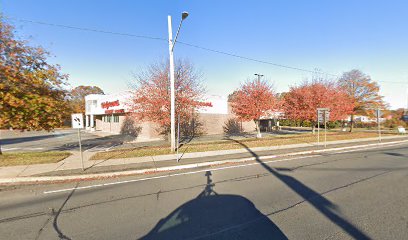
72,113,85,171
324,111,327,148
78,129,84,171
377,108,382,143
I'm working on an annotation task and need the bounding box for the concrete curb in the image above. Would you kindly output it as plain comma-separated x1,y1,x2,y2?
1,139,407,185
146,135,406,162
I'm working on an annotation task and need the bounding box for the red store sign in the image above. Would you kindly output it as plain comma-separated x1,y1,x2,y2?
101,100,120,109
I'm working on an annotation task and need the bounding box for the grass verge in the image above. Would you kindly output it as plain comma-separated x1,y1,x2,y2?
91,131,398,161
0,151,71,167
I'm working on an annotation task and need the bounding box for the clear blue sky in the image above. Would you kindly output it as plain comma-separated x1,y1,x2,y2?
2,0,408,109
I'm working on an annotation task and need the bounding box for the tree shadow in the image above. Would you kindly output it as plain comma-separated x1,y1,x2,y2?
141,171,287,240
229,139,371,240
1,134,69,146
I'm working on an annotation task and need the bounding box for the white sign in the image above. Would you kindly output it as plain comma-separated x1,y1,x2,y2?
398,127,406,134
71,113,84,129
317,108,330,123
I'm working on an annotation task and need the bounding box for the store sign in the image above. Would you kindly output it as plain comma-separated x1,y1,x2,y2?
101,100,120,109
105,109,125,114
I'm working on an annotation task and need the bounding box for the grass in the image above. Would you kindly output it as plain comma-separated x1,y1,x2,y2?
91,131,398,161
0,151,71,167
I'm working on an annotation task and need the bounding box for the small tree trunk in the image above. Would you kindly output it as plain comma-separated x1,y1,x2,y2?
255,119,262,138
312,122,316,134
349,114,354,132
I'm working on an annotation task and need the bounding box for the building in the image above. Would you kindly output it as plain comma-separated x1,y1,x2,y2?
85,92,256,141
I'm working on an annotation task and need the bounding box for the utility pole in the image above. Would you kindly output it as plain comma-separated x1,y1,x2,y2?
168,12,189,152
254,73,264,138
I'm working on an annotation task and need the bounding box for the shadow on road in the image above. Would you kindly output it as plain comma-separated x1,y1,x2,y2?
229,139,371,240
1,134,69,146
141,171,287,240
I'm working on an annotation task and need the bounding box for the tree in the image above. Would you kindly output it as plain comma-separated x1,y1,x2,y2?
69,85,104,113
0,19,69,153
338,69,384,132
229,78,277,138
130,60,211,137
283,80,353,133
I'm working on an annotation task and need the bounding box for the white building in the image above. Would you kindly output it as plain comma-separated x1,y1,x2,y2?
84,92,255,140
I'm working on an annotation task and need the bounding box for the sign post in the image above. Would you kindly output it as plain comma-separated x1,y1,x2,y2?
376,108,382,143
176,114,181,162
317,108,330,148
72,113,85,171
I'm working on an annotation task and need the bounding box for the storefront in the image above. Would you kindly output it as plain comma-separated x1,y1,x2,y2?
85,92,256,141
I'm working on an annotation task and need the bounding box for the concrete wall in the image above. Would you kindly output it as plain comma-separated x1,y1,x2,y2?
198,113,256,135
94,111,256,140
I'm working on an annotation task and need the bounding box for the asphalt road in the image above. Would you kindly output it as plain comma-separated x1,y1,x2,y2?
1,143,408,239
0,129,138,152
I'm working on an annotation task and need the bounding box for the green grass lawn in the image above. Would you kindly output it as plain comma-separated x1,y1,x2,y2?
0,151,71,167
91,131,398,161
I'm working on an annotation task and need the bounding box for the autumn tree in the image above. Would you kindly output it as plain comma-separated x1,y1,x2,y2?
69,85,104,113
283,80,353,133
0,19,69,153
229,77,277,138
338,69,384,132
130,60,211,137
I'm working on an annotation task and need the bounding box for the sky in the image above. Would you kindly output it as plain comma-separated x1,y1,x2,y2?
2,0,408,109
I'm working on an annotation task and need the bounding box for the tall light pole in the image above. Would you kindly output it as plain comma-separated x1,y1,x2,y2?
254,73,264,83
168,12,189,152
254,73,264,138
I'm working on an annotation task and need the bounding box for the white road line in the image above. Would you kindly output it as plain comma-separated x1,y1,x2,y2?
43,141,406,195
2,148,21,151
43,155,315,194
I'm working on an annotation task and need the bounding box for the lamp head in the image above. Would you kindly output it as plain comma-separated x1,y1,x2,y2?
182,11,189,20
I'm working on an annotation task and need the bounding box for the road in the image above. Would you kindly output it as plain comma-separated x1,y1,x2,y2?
1,143,408,239
0,129,145,152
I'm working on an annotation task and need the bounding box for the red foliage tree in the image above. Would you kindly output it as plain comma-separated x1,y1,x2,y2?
229,78,278,137
130,60,211,136
283,81,353,132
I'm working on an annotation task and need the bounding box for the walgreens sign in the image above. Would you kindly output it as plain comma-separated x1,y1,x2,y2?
101,100,120,109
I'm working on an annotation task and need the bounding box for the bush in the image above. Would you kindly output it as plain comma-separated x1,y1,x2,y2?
384,119,407,129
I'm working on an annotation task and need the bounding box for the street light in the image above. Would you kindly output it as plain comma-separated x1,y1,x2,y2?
254,73,264,83
168,12,189,152
254,73,264,138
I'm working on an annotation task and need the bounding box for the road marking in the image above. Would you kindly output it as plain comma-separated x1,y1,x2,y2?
43,141,407,195
2,147,44,151
2,148,21,151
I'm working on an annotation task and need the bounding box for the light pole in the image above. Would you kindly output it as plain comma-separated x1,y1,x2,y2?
168,11,189,152
254,73,264,83
254,73,264,138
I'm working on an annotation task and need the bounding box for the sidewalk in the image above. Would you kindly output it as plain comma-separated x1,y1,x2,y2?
1,135,407,183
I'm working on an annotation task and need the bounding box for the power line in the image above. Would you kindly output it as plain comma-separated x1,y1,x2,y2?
7,17,331,76
7,17,167,41
5,16,408,84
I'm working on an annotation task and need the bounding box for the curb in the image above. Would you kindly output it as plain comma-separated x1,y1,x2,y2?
1,139,407,186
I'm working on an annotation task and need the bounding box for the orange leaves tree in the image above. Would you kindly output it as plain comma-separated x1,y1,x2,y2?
130,60,211,136
69,85,104,113
0,19,68,132
338,69,384,132
283,80,353,132
229,78,277,138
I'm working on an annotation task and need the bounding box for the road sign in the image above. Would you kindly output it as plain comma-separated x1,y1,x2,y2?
376,109,382,118
71,113,84,129
317,108,330,148
317,109,330,123
71,113,85,170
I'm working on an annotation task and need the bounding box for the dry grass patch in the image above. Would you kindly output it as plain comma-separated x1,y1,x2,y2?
0,152,71,167
91,131,396,161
